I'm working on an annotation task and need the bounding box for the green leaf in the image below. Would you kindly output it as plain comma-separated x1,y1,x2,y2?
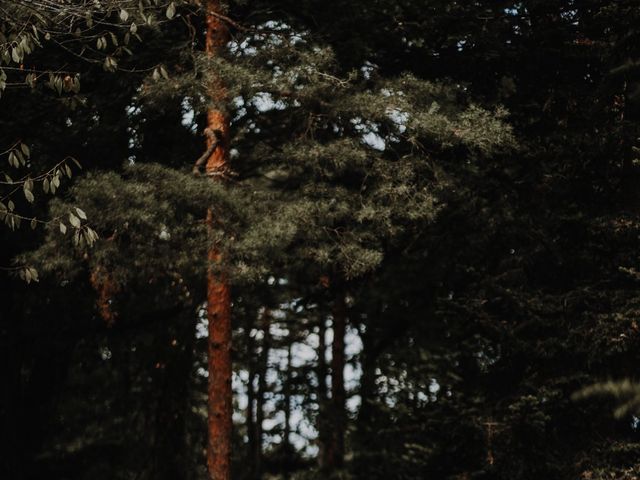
59,222,67,234
104,56,118,72
8,151,17,167
11,46,21,63
85,227,99,245
24,188,34,203
22,266,39,284
68,212,81,228
166,2,176,19
75,207,87,220
119,9,129,22
28,267,39,282
14,149,24,165
20,143,30,157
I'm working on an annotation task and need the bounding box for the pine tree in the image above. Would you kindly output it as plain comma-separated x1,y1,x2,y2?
203,2,233,479
10,2,640,480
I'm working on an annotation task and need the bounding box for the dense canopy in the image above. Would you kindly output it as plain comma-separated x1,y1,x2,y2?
2,1,640,480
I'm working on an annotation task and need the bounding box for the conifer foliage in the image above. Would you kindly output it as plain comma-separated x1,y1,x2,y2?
3,2,640,480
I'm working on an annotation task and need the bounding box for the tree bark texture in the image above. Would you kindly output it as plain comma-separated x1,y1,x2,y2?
204,1,232,479
326,289,347,470
254,309,271,479
317,316,329,469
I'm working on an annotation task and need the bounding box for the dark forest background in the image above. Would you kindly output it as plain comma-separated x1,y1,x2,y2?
3,1,640,479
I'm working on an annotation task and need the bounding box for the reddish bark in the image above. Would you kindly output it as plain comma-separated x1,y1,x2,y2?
204,2,232,479
89,266,119,327
206,248,232,480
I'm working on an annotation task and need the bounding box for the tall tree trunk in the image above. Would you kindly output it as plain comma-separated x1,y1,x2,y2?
245,324,257,480
356,331,375,428
353,328,377,476
316,315,329,469
326,288,347,470
204,2,232,479
283,343,293,480
254,309,271,479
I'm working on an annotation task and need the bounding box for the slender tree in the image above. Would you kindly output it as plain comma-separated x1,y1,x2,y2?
282,342,293,480
245,321,257,479
317,314,329,469
203,1,233,479
254,308,271,479
326,286,347,470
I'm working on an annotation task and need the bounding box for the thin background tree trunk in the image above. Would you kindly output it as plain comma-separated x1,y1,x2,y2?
283,342,293,480
254,308,270,479
326,287,347,470
316,315,329,469
245,324,257,480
